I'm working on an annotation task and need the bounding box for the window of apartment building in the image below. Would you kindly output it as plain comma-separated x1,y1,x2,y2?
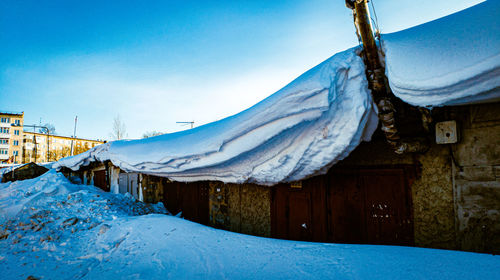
0,149,7,155
14,130,20,135
13,140,19,146
14,119,21,126
13,150,18,156
0,127,9,134
0,139,8,144
1,117,10,123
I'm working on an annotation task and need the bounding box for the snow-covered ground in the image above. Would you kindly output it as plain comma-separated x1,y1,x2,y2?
1,172,499,279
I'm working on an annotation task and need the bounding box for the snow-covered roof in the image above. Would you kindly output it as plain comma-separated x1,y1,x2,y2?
382,0,500,107
55,1,500,185
55,49,378,185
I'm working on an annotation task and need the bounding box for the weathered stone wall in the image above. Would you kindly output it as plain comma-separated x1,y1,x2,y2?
411,144,455,249
209,182,271,237
452,103,500,253
339,101,500,253
141,175,164,204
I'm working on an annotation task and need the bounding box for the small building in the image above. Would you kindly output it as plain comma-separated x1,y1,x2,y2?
55,1,500,254
1,162,49,183
0,111,24,165
61,99,500,253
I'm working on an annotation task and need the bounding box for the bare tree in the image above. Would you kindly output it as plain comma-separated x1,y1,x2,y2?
110,115,127,140
39,123,56,135
142,131,164,138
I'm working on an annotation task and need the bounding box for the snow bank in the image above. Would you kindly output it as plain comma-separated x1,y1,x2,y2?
1,172,499,279
0,170,167,226
382,0,500,107
55,48,378,185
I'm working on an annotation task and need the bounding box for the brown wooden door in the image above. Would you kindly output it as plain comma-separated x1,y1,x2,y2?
287,191,312,241
272,177,327,242
272,166,415,245
181,182,209,225
327,167,414,245
327,170,366,243
163,181,182,215
163,181,209,225
361,169,414,245
273,184,315,241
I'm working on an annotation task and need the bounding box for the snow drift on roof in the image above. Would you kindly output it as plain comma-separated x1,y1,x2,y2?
382,0,500,107
55,48,378,185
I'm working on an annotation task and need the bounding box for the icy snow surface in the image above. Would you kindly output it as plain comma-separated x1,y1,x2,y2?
382,0,500,107
55,48,378,185
1,172,499,279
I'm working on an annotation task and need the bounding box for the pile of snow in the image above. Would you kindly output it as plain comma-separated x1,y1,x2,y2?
1,172,499,279
55,48,378,185
382,0,500,107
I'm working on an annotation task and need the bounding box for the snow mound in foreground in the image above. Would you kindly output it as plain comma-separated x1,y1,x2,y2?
55,48,378,185
1,172,499,279
0,171,167,256
383,0,500,106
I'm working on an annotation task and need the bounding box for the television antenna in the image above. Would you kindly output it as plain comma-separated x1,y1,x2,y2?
176,121,194,129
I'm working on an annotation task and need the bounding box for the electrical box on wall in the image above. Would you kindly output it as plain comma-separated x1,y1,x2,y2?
435,120,459,144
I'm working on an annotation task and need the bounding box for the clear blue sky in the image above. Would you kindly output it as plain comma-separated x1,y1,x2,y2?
0,0,483,140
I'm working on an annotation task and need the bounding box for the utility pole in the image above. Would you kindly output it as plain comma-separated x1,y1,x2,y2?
176,121,194,129
46,129,50,162
70,116,78,156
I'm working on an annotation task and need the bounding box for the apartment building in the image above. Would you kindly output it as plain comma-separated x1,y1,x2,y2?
0,111,24,164
0,111,105,164
23,132,104,163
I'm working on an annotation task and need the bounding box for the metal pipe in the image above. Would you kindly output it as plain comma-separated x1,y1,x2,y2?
346,0,428,154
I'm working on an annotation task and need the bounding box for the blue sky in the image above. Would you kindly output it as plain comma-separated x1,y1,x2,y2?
0,0,483,140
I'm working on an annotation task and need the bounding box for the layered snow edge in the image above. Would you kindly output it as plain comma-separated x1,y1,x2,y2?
382,0,500,107
54,48,379,185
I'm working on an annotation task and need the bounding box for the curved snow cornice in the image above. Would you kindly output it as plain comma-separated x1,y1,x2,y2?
382,0,500,107
54,48,378,185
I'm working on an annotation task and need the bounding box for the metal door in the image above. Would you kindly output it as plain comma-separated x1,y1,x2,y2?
118,173,128,194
